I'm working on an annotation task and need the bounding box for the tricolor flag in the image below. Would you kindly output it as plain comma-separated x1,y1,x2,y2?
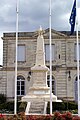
69,0,76,35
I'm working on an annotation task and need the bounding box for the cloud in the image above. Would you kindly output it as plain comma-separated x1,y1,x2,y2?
0,0,80,36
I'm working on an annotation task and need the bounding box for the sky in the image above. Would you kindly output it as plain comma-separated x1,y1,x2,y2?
0,0,80,38
0,0,80,65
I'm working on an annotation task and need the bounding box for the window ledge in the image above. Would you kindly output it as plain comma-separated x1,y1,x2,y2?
17,95,25,97
45,60,56,62
18,61,26,63
14,61,26,63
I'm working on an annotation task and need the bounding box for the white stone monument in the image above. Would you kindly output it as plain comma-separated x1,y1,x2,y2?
21,26,61,114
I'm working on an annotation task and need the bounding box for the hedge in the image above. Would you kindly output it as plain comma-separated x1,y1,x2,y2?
47,101,78,114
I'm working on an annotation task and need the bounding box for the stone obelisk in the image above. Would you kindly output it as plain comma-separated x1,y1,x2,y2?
28,26,50,95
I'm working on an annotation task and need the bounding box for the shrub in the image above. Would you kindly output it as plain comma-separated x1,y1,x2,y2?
72,116,80,120
0,112,80,120
18,102,27,112
52,112,73,120
26,115,52,120
64,112,73,120
0,94,6,104
0,100,27,113
0,114,6,120
0,101,14,113
52,112,61,120
52,102,65,111
47,101,78,114
5,101,14,112
64,101,78,110
47,102,65,113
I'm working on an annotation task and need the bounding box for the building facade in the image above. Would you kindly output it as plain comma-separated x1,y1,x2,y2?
0,28,79,101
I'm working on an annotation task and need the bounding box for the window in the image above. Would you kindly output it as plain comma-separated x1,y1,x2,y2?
74,76,80,102
74,44,80,60
45,44,55,61
47,75,56,95
17,75,25,96
74,78,78,102
17,45,26,62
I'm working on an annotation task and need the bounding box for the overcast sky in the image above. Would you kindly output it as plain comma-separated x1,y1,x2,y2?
0,0,80,37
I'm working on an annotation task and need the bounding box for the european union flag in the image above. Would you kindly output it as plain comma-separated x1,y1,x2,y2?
69,0,76,35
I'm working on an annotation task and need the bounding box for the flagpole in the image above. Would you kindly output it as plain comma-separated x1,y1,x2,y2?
76,0,80,116
14,0,19,114
49,0,52,115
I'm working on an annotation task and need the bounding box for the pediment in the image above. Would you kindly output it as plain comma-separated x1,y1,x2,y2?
43,28,67,38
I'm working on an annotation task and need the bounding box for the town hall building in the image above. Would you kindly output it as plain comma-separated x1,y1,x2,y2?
0,28,79,102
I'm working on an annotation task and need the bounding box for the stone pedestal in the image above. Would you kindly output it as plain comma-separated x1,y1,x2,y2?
22,64,58,102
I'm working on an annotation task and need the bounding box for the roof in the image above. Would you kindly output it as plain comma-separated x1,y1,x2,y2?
2,28,77,38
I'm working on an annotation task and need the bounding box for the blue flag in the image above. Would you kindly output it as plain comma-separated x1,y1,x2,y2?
69,0,76,35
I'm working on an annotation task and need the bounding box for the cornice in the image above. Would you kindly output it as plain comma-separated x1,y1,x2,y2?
2,35,68,41
1,67,31,71
0,66,78,71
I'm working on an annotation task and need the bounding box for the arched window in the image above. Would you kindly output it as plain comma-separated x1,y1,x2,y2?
47,75,56,95
74,76,80,102
17,75,25,96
